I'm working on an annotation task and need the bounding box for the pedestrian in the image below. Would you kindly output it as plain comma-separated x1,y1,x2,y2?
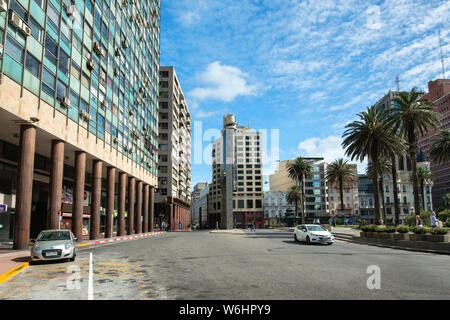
416,215,423,228
216,220,219,230
252,222,256,232
430,212,438,228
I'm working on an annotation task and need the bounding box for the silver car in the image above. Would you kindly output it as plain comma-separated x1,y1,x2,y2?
31,230,77,262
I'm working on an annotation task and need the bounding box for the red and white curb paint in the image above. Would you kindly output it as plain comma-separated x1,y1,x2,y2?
78,231,165,247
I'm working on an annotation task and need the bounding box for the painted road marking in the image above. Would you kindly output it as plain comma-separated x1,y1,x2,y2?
88,252,94,300
0,262,29,285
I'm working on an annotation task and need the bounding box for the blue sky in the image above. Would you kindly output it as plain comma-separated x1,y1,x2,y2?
159,0,450,191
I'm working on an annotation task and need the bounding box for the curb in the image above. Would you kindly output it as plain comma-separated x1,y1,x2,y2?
333,235,450,255
0,231,165,285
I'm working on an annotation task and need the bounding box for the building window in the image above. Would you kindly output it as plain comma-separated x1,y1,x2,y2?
25,53,40,77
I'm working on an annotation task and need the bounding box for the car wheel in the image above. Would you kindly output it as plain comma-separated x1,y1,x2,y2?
306,236,311,245
294,233,299,242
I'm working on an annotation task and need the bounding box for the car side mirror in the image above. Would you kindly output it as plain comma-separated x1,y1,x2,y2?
74,237,78,242
30,239,35,243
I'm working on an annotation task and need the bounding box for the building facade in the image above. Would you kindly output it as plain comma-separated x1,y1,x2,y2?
0,0,161,248
358,175,375,223
263,190,295,226
418,79,450,209
155,66,191,231
328,164,359,219
208,114,264,229
191,182,208,229
269,158,330,223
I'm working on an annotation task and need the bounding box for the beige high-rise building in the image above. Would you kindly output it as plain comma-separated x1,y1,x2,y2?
208,114,264,229
155,66,191,230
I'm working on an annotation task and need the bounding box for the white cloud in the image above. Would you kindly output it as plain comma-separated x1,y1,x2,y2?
297,135,367,173
189,61,258,103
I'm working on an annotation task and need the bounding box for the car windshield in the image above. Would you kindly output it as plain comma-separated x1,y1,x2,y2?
37,231,70,241
307,226,326,232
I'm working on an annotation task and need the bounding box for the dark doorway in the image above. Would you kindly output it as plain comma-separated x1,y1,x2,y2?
30,181,49,239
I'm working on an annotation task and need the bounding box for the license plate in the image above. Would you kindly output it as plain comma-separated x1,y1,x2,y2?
46,251,57,257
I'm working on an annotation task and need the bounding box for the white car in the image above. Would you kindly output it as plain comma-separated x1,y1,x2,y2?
294,224,334,245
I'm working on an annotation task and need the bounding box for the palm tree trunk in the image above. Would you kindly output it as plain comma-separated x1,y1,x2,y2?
408,127,421,216
380,178,386,225
371,150,382,225
339,177,344,221
420,180,425,211
391,153,400,225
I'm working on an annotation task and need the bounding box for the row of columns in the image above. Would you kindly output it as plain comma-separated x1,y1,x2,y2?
13,124,155,249
168,197,190,231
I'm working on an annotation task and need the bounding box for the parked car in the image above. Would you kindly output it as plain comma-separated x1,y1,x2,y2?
294,224,334,245
31,230,77,262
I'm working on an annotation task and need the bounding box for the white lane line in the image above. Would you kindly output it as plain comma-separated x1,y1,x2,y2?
88,252,94,300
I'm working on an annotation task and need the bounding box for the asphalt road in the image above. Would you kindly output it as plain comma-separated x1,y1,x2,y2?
0,229,449,300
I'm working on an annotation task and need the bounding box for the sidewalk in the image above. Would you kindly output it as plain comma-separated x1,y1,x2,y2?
209,229,246,235
0,230,165,284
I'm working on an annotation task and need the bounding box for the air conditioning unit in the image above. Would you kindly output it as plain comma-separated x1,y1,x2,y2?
122,40,128,49
86,60,94,70
121,0,128,7
113,137,118,144
114,68,119,76
139,35,144,42
101,100,107,109
66,5,75,16
93,42,103,56
9,10,23,30
129,110,134,116
0,0,8,12
20,22,31,37
115,48,121,57
59,96,70,108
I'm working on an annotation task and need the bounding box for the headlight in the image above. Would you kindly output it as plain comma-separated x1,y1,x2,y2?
64,243,72,250
33,245,41,252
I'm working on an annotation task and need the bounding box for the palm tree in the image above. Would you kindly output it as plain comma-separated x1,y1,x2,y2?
367,157,392,224
388,88,440,217
430,130,450,164
325,158,357,221
286,157,313,224
342,106,401,225
286,186,301,225
415,166,432,212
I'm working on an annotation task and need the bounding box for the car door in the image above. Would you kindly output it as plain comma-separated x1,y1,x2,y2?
298,226,307,241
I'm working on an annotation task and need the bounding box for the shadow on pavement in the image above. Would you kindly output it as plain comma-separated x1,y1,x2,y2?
12,256,30,263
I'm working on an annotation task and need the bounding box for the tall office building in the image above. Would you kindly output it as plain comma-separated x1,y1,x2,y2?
0,0,160,248
269,159,330,223
208,114,264,229
191,182,208,229
155,66,191,231
418,79,450,209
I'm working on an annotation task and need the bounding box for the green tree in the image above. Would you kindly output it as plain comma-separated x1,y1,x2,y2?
325,158,357,220
442,193,450,210
415,166,432,212
286,186,301,225
286,157,313,224
367,157,392,224
342,106,400,225
429,130,450,164
388,88,440,217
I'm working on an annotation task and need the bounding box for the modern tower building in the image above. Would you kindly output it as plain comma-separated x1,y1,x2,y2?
191,182,208,229
418,79,450,209
0,0,160,248
208,114,264,229
155,66,191,231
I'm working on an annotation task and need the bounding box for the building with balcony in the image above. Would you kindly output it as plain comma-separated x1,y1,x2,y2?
155,66,191,231
0,0,161,248
208,114,264,229
418,79,450,209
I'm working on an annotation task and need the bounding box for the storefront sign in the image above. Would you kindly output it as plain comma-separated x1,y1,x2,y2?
62,186,90,206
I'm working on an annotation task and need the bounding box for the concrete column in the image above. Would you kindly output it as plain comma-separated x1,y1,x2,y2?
127,177,135,235
143,184,149,233
90,160,102,240
13,125,36,250
72,151,86,240
105,166,116,238
135,181,143,234
149,186,155,231
117,172,126,236
48,140,64,230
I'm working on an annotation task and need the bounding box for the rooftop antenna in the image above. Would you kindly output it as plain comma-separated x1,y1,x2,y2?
438,28,446,78
395,75,400,92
